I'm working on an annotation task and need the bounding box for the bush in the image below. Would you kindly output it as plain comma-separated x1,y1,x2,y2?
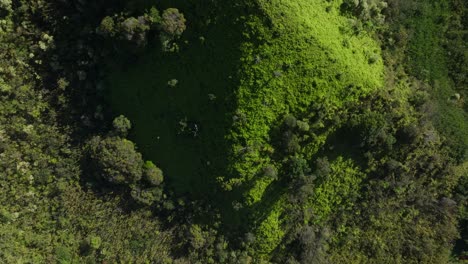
160,8,186,37
87,136,143,185
315,157,330,177
146,7,161,28
262,164,278,180
113,115,131,136
288,155,311,179
283,131,301,153
98,16,115,36
131,186,163,205
87,235,102,250
55,245,73,264
0,0,12,12
144,161,164,186
121,17,141,40
296,120,310,132
284,115,297,128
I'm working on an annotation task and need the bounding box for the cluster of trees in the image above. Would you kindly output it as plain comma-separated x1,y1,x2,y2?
341,0,388,30
86,116,164,206
264,89,460,263
98,7,186,51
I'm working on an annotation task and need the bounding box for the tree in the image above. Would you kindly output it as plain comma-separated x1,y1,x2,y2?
146,7,161,28
262,164,278,180
87,136,143,185
121,16,149,43
283,114,297,128
283,131,301,154
130,186,163,205
143,161,164,186
160,8,186,37
112,115,131,136
98,16,116,36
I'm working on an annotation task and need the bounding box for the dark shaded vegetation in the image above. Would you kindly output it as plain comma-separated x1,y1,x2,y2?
0,0,467,263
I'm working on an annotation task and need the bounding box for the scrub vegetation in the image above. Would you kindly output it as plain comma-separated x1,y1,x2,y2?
0,0,467,263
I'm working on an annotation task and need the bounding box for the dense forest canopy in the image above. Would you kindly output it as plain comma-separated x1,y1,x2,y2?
0,0,467,263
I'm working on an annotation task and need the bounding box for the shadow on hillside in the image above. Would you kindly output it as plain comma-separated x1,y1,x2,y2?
106,1,245,203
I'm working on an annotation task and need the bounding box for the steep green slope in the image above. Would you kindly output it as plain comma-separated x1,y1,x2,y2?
226,0,383,199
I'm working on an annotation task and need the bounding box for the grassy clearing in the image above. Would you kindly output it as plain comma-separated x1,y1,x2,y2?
107,2,245,198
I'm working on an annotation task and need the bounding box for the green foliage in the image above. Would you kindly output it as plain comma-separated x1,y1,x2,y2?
87,235,102,250
97,6,183,49
160,8,186,37
296,120,310,132
112,115,132,136
310,157,364,224
0,0,465,263
189,225,207,250
86,136,143,185
0,0,12,12
144,161,164,186
55,245,73,264
131,186,163,205
262,164,278,180
98,16,116,36
146,7,161,28
253,204,284,256
121,17,148,43
283,115,297,129
341,0,388,27
403,0,468,160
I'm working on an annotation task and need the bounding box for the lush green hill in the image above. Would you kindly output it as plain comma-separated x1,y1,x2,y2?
107,0,386,256
1,0,466,262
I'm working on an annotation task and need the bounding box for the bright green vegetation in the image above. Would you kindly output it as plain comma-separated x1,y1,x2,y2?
1,0,467,263
226,0,383,192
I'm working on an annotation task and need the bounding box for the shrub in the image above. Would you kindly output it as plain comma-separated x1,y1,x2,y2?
112,115,131,136
315,157,331,177
288,155,311,179
55,245,73,264
87,235,102,250
0,0,12,12
87,136,143,185
167,79,178,87
296,120,310,132
0,209,13,223
146,7,161,28
160,8,186,37
98,16,115,36
144,161,164,186
130,186,163,205
283,131,301,153
262,164,278,180
121,17,140,40
284,115,297,128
